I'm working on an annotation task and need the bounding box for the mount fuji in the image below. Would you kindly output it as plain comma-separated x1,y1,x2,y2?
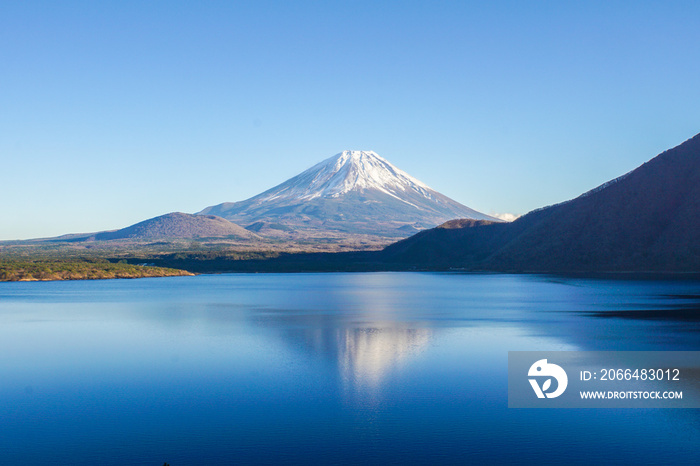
198,150,498,238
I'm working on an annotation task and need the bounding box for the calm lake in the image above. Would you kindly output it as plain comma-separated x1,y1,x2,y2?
0,273,698,464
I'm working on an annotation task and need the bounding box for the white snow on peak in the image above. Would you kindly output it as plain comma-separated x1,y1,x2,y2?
258,150,436,204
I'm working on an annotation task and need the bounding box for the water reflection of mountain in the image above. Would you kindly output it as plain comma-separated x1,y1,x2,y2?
339,326,431,388
249,311,432,390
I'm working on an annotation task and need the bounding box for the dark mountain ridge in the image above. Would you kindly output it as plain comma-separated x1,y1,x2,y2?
381,133,700,272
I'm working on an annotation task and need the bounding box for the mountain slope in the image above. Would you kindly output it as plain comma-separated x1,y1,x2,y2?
199,150,497,237
382,133,700,272
94,212,259,241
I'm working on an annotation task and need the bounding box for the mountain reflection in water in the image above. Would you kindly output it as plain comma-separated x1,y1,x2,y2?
249,310,432,394
339,326,431,389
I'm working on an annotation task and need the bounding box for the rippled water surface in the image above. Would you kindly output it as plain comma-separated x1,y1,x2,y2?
0,273,699,464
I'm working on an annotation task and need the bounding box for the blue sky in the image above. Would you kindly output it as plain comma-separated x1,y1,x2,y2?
2,1,699,239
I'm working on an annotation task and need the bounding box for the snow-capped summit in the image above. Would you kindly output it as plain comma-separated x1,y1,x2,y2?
198,150,498,239
259,150,433,205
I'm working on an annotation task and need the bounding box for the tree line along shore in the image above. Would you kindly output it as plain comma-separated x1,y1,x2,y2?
0,259,193,282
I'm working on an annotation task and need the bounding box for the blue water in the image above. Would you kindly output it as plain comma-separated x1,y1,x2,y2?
0,273,698,464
